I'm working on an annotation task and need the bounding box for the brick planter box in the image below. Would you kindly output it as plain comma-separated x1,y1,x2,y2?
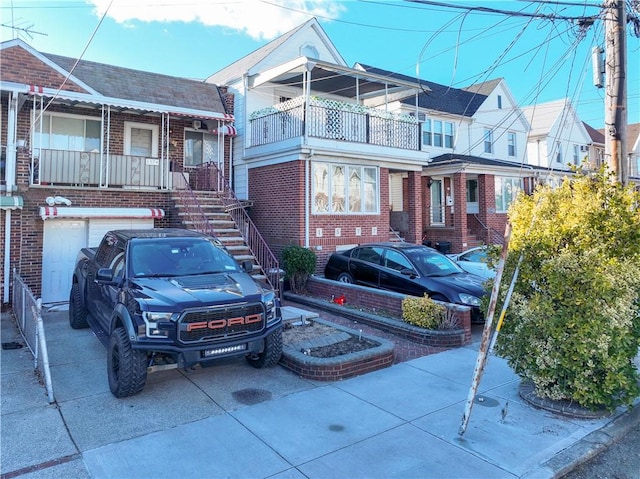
280,317,395,381
285,276,472,347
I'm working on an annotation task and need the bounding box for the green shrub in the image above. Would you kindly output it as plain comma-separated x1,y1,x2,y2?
281,245,317,294
495,168,640,411
402,294,459,330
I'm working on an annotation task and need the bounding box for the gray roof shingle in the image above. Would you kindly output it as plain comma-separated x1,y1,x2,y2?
42,52,227,114
356,64,490,117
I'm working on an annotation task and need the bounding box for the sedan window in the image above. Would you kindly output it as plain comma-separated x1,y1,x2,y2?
384,249,414,272
461,250,487,262
354,247,383,265
408,249,463,276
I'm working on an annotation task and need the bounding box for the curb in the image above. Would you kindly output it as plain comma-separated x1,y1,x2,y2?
523,402,640,479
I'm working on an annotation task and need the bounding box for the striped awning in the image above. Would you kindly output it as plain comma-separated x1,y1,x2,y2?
40,207,164,220
0,196,23,210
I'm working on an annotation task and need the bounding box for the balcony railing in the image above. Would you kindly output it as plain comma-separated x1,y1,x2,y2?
31,149,170,189
249,96,421,150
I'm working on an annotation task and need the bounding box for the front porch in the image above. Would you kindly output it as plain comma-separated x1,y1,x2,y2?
31,149,173,189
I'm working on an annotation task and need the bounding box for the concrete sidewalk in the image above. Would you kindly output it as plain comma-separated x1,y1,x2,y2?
1,308,639,479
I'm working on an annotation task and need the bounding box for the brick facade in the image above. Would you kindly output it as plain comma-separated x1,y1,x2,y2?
248,161,393,273
1,44,231,302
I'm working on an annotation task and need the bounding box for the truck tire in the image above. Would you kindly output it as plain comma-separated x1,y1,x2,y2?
69,283,89,329
246,328,283,368
108,327,148,398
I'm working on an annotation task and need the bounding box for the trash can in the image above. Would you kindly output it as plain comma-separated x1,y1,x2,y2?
422,240,433,248
436,241,451,254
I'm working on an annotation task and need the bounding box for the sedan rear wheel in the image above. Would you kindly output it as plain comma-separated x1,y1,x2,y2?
337,272,354,283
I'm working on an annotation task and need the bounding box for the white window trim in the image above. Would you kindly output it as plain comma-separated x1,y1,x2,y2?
32,111,102,151
484,128,493,154
124,121,159,158
312,162,380,215
419,115,455,150
495,177,522,213
507,131,517,157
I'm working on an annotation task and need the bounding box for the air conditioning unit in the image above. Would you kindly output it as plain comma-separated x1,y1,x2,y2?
192,120,202,130
580,145,589,152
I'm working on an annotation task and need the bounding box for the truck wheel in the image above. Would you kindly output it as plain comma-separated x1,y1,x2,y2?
69,283,89,329
246,328,283,369
107,327,148,398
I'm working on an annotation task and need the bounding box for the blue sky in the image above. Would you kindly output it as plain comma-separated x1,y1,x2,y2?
2,0,639,128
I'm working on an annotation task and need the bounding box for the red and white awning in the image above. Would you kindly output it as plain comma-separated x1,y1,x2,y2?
40,207,165,220
211,125,238,137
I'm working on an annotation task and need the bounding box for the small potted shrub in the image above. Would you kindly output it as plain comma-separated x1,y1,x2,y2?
281,245,317,294
402,294,460,330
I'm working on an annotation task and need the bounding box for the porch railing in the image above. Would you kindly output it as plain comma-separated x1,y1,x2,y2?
31,149,170,189
250,96,421,150
473,214,506,245
178,163,281,295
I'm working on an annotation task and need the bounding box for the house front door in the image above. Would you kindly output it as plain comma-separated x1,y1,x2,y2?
430,179,445,225
466,178,479,214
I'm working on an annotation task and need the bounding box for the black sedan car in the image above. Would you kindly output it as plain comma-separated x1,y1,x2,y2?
324,242,487,321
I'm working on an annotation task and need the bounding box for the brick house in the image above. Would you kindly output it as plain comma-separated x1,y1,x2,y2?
207,18,547,264
206,19,430,268
0,39,237,305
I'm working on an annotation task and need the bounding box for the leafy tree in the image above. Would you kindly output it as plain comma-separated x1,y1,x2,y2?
495,168,640,411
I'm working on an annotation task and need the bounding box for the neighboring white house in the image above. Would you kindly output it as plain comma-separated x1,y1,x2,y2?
626,123,640,181
522,99,592,170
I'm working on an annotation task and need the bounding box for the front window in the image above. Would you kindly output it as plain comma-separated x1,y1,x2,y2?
444,122,454,148
313,162,379,214
422,119,432,146
495,177,522,213
185,131,219,167
484,128,493,154
573,144,580,165
33,113,101,153
507,132,516,157
124,121,159,157
555,141,562,163
433,120,443,147
421,117,454,149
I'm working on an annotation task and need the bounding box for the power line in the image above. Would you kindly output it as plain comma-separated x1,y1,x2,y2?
406,0,600,21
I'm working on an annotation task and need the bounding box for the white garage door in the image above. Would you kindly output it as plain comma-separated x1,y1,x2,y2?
41,218,153,305
42,220,88,305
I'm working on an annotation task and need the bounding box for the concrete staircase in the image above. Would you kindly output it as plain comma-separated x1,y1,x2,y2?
170,191,266,282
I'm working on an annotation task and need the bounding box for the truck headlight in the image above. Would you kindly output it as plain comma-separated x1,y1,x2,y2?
459,294,481,307
142,312,174,337
263,294,280,325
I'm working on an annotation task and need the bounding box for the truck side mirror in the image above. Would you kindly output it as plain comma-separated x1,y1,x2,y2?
242,260,254,274
96,267,115,282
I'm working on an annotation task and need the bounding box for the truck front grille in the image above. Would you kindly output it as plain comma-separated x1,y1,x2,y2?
178,303,265,343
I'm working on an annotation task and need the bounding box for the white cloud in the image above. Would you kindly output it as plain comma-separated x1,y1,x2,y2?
88,0,345,40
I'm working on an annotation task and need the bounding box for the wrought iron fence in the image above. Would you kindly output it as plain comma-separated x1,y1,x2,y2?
11,269,55,403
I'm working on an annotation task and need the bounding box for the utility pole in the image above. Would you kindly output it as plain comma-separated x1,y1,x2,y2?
604,0,628,185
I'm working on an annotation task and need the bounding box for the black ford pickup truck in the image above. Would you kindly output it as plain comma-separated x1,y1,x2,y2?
69,228,282,398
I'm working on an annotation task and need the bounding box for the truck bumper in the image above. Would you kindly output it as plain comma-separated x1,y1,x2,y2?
131,321,282,369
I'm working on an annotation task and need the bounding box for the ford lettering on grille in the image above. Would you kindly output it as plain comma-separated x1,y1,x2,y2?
179,304,265,343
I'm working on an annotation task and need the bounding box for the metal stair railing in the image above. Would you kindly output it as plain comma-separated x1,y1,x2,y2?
187,163,281,295
173,171,218,239
472,214,505,246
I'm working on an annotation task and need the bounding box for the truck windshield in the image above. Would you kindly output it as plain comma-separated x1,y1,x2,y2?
130,238,240,277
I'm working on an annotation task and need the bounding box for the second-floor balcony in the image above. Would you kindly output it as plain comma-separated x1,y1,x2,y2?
30,149,172,189
249,96,421,151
